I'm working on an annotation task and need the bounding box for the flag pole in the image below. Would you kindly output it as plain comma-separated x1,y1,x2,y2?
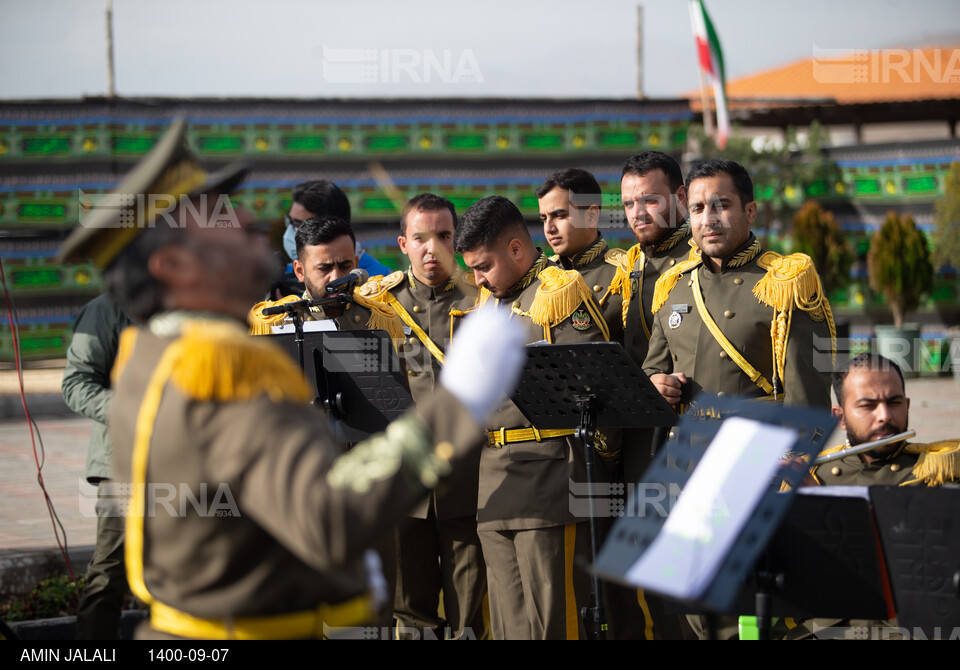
697,67,714,142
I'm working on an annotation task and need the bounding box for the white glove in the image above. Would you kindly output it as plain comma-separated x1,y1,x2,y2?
440,306,526,424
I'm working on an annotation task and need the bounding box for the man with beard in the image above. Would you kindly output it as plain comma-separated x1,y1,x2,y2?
644,159,835,410
249,216,404,343
618,152,695,369
455,195,611,640
812,353,958,486
55,118,526,640
780,353,958,640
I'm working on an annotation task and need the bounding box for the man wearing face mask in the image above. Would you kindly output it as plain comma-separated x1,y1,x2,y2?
250,216,405,342
282,180,391,279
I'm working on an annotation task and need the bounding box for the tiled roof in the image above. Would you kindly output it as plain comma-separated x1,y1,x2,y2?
689,46,960,108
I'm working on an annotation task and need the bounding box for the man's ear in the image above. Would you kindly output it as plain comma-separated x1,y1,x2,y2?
831,405,845,432
148,245,201,288
745,200,758,226
292,259,305,282
585,205,600,228
397,235,408,255
508,238,523,258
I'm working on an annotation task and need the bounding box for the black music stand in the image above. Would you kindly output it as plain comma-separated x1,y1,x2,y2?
731,489,894,636
510,341,676,640
592,393,836,640
267,329,412,444
871,486,960,638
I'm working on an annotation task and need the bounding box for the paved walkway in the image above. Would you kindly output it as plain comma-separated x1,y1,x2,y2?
1,361,959,564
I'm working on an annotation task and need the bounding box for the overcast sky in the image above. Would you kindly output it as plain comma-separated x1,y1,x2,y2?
1,0,958,100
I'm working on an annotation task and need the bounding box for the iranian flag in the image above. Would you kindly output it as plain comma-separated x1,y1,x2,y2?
689,0,730,148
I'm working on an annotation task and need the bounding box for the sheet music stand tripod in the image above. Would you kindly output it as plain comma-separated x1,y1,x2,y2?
511,341,676,639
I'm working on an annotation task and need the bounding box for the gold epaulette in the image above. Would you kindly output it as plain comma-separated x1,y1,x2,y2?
477,286,494,307
650,244,702,314
604,247,630,273
528,266,610,341
904,440,960,486
355,270,404,300
548,253,560,263
170,319,311,403
350,271,406,341
248,294,303,336
528,266,589,328
754,251,838,376
462,270,477,287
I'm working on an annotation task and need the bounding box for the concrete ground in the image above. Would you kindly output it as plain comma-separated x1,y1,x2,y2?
1,360,959,595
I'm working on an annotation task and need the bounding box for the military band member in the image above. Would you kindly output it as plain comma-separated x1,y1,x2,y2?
813,353,959,487
55,118,526,640
370,193,485,640
617,152,695,368
454,195,611,640
249,216,404,342
644,158,835,411
782,353,959,640
537,168,625,343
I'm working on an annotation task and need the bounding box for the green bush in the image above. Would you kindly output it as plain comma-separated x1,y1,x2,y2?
791,200,854,296
3,574,84,622
867,211,934,328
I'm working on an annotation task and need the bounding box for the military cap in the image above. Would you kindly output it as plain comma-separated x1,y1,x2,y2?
58,118,248,268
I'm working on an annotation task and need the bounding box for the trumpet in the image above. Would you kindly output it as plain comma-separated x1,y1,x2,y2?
812,430,916,466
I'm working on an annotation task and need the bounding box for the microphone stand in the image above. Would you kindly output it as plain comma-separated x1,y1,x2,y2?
260,295,348,373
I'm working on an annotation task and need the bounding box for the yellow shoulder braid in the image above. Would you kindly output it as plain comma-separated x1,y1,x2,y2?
171,319,311,404
528,266,609,341
904,440,960,486
650,244,702,315
754,251,837,379
248,294,303,336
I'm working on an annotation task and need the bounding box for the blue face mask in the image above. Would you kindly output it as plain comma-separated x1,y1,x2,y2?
282,224,297,261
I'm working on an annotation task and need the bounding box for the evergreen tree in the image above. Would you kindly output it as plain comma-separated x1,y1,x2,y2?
867,211,934,329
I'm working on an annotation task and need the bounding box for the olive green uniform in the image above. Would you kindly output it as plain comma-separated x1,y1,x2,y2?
782,439,960,639
605,224,694,640
110,313,485,639
376,269,486,640
553,234,625,345
476,252,610,640
643,234,833,408
643,235,834,640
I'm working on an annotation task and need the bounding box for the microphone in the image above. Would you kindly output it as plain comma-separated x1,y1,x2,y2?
325,268,369,295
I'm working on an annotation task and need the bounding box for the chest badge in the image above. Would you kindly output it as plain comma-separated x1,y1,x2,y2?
571,308,592,331
668,311,683,329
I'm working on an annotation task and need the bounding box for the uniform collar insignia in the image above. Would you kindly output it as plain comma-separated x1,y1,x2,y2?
725,235,763,269
654,219,691,254
562,235,608,270
507,250,549,296
406,267,457,293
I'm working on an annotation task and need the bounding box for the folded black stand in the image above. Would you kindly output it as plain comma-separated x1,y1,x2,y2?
511,341,676,640
871,485,960,638
732,490,894,633
593,393,836,640
267,329,412,444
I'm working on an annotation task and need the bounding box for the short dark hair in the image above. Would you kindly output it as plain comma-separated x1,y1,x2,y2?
292,180,351,222
621,151,684,192
104,223,185,321
685,158,755,207
454,196,527,254
295,215,356,260
832,353,906,405
535,168,602,209
400,193,458,236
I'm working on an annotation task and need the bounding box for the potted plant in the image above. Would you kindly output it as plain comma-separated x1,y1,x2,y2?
932,162,960,383
867,211,934,377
